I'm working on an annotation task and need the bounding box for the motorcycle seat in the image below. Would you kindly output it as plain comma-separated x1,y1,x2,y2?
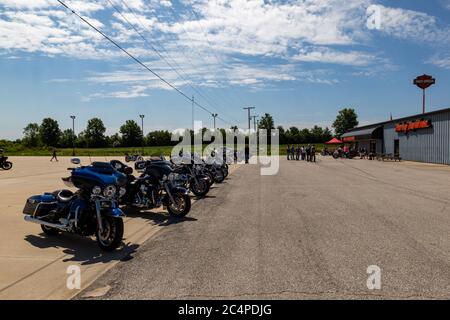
56,190,74,202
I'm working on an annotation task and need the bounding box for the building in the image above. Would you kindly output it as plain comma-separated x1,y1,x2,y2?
341,107,450,165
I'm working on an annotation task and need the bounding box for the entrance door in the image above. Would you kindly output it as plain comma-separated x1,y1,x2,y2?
394,139,400,156
370,141,376,154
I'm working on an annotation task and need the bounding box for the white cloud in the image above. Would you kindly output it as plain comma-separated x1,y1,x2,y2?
2,0,450,98
426,54,450,69
373,4,450,43
292,47,378,66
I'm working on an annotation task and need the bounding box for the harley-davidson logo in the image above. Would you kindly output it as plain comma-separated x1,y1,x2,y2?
395,119,431,134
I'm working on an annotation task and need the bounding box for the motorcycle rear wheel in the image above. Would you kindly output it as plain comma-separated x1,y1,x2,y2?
96,217,124,251
168,193,191,217
2,161,12,170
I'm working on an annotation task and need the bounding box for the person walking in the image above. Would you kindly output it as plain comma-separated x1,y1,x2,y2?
311,145,316,162
50,148,58,162
286,144,291,160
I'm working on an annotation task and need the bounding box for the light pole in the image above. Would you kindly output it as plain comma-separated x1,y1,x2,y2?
243,107,255,133
212,113,218,130
139,114,145,156
70,115,76,156
252,115,259,132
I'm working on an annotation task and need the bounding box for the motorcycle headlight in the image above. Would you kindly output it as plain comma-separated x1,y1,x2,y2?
119,187,126,197
92,186,102,195
103,185,117,198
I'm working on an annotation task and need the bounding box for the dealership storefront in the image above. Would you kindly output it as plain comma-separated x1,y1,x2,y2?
341,108,450,165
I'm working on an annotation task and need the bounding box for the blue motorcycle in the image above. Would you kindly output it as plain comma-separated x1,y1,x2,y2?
22,159,127,251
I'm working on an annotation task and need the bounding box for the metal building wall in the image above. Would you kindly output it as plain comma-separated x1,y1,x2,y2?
383,110,450,164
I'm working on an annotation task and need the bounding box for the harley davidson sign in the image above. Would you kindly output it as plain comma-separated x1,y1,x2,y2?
413,74,435,90
395,119,431,134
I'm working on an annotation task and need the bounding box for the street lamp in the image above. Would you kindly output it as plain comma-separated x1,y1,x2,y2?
252,115,259,132
139,114,145,155
243,107,255,133
212,113,218,130
70,115,76,156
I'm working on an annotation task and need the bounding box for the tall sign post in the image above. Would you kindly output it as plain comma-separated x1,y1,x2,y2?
414,74,435,114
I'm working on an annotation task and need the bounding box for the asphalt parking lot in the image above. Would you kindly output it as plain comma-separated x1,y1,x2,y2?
78,156,450,299
2,156,450,299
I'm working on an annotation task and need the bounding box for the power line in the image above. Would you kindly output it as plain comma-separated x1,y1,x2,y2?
110,0,229,123
127,0,242,126
184,0,249,109
56,0,234,127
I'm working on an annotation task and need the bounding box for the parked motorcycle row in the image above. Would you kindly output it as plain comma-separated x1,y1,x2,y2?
22,154,229,251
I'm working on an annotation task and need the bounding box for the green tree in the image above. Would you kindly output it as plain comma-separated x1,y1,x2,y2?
332,108,359,137
146,130,172,146
257,113,275,130
59,129,75,148
109,133,121,148
85,118,107,147
323,127,333,142
23,123,41,147
120,120,143,147
39,118,61,147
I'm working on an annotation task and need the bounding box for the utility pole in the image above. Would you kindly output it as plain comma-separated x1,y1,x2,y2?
70,115,76,156
191,95,195,132
212,113,218,130
243,107,255,133
139,114,145,156
252,115,259,132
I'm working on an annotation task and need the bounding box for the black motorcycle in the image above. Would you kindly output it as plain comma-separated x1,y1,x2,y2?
172,163,210,197
112,160,191,218
22,159,126,251
0,149,12,170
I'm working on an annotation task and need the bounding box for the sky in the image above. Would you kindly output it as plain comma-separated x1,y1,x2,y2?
1,0,450,139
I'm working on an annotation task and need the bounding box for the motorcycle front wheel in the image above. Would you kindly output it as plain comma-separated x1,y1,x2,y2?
213,169,225,183
168,193,191,217
2,161,12,170
190,178,210,197
222,165,229,178
96,216,124,251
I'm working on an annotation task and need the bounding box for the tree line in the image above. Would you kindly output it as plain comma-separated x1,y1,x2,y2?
21,118,175,148
4,108,358,149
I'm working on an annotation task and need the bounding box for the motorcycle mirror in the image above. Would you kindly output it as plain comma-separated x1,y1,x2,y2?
70,158,81,165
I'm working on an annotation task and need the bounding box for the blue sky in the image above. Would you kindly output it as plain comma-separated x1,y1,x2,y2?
1,0,450,139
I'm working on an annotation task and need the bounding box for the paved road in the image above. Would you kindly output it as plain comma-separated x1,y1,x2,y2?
79,157,450,299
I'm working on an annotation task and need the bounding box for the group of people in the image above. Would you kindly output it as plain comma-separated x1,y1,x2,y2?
286,144,316,162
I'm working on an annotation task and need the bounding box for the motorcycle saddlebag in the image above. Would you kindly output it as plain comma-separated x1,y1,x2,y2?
23,194,58,216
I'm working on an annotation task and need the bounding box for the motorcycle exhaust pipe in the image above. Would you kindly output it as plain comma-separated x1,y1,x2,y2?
24,215,69,231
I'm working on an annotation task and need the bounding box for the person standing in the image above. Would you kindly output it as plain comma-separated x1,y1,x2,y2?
287,144,291,160
306,144,311,162
50,148,58,162
301,146,305,161
311,145,316,162
296,145,300,160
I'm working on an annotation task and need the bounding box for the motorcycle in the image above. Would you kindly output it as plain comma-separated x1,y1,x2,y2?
112,159,191,218
0,149,12,170
22,159,126,251
125,154,144,163
172,163,211,197
204,160,226,183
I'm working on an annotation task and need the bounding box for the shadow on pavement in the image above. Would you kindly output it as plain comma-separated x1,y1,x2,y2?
24,233,139,266
123,207,198,227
